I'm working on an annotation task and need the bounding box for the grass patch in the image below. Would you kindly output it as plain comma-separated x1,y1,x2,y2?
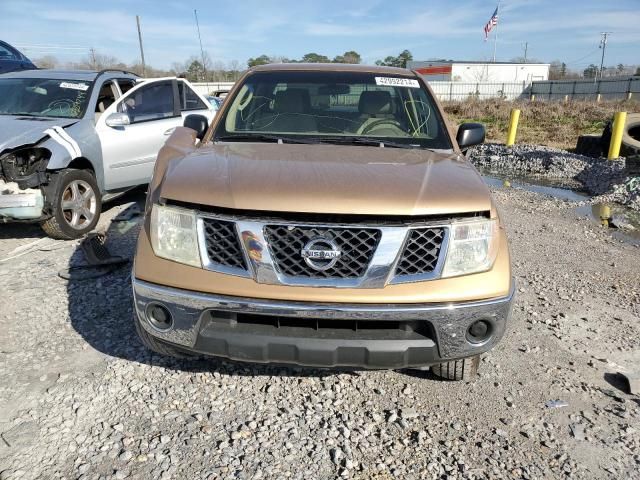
442,99,640,150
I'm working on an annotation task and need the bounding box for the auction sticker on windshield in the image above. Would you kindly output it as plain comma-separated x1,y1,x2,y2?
59,82,90,91
375,77,420,88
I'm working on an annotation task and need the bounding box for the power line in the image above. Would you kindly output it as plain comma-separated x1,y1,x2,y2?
565,49,599,66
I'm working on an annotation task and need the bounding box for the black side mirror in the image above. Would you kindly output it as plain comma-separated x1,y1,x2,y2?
183,114,209,140
456,123,485,150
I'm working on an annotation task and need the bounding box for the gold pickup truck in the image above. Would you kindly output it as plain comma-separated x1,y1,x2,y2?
131,63,514,381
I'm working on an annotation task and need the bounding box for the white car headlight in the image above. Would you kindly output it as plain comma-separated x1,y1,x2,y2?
150,205,201,267
442,219,499,278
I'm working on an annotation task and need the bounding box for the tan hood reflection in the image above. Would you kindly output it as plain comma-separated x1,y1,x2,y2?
159,142,491,216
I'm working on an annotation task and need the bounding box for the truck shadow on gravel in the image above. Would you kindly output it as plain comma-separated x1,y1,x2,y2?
64,196,434,380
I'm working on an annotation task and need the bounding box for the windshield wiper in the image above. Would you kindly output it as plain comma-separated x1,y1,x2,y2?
216,134,316,144
314,136,419,149
0,112,42,117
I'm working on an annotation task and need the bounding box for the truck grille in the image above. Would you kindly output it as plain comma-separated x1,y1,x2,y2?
264,225,381,278
201,218,247,270
395,227,445,276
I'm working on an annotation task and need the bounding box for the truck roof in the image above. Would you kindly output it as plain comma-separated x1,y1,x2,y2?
250,62,416,76
0,69,137,80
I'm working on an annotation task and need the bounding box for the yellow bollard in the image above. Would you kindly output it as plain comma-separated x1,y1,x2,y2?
594,204,611,227
506,109,521,147
608,111,627,159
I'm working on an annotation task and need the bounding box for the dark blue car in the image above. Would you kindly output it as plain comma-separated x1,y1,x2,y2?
0,40,37,74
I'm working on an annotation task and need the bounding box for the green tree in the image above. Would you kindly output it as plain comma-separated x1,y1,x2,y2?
247,55,272,68
301,52,331,63
186,60,205,81
333,50,361,64
375,49,413,68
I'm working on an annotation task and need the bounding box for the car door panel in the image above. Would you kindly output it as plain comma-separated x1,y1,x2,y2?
96,79,182,190
177,79,215,122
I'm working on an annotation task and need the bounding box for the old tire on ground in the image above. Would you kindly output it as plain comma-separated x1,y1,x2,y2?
431,355,480,381
621,113,640,156
40,169,102,240
133,312,195,359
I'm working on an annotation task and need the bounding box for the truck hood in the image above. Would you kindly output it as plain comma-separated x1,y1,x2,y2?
0,115,77,153
159,142,492,216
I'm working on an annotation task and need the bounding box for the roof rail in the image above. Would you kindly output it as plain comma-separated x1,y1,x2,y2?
96,68,140,77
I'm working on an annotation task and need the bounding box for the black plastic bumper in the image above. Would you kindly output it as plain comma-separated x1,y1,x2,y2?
133,278,514,369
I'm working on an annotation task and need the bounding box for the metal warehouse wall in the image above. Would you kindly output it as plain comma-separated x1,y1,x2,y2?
450,64,549,83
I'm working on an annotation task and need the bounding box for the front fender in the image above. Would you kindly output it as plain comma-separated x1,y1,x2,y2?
44,120,104,191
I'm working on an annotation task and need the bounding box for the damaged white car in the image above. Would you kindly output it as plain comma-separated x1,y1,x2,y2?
0,69,214,239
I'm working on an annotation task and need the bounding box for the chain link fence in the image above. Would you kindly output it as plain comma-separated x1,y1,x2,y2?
191,78,640,103
529,78,640,101
427,77,639,102
428,81,530,101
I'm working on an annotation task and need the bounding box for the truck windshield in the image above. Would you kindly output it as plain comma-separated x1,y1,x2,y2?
216,70,452,150
0,78,92,119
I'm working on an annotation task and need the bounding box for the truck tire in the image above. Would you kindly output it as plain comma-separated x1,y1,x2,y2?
40,169,102,240
621,113,640,157
431,355,480,381
133,312,194,359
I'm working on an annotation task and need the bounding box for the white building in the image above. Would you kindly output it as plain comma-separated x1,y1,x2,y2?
408,61,549,83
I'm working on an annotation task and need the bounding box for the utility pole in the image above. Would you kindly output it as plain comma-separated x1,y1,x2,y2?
136,15,146,77
598,32,612,81
194,9,208,83
523,42,528,62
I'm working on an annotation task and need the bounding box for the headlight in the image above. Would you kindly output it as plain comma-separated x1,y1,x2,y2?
150,205,202,267
442,219,499,278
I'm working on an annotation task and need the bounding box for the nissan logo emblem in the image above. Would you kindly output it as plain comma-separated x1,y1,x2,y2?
300,237,342,271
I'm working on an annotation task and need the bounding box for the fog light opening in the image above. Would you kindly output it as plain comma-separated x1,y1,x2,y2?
146,303,173,331
466,319,492,344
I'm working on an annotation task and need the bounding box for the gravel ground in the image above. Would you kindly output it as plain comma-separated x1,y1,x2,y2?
1,186,639,480
470,144,640,211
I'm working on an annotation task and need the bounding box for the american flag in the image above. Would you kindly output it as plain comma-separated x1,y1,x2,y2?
484,6,499,41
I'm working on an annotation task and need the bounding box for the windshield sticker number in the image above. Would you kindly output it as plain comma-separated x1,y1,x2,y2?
375,77,420,88
59,82,90,91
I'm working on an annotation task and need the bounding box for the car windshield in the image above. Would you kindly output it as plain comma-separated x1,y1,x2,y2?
216,70,452,150
0,78,93,119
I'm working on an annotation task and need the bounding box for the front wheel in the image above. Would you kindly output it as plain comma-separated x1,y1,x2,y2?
431,355,480,381
41,169,102,240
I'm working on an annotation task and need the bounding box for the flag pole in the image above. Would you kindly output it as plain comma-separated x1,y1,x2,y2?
492,1,499,62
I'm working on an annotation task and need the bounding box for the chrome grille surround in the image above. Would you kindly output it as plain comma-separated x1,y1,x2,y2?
196,211,453,288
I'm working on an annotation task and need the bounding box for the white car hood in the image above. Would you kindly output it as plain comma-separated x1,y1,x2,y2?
0,115,77,153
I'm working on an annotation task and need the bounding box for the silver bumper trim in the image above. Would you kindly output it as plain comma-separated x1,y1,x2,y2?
133,277,515,364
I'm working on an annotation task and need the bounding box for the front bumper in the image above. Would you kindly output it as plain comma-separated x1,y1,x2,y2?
133,278,514,369
0,180,44,220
